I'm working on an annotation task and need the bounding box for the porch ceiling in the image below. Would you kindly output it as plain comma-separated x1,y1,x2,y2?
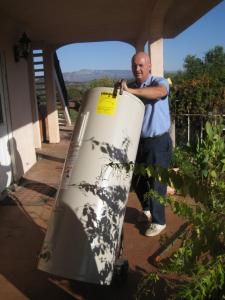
0,0,222,48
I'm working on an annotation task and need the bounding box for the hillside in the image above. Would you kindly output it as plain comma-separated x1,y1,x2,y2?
63,69,133,82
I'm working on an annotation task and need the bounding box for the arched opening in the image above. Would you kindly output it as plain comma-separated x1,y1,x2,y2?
56,41,136,123
57,41,135,73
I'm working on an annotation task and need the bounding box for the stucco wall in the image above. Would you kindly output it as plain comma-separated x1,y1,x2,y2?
0,17,37,181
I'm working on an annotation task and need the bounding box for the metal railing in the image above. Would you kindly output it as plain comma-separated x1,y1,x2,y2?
173,114,225,147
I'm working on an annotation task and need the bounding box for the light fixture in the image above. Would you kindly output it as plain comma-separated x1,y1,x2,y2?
14,32,31,62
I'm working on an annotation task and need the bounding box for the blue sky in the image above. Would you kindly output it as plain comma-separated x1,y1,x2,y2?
57,1,225,72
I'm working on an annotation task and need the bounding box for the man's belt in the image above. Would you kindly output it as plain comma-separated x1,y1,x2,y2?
141,132,168,141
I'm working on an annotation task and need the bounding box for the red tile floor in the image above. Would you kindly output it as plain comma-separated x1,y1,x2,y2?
0,128,186,300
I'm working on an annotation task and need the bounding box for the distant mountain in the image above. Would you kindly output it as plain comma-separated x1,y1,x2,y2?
63,69,133,82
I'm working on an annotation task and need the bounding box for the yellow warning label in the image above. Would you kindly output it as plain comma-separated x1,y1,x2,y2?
96,92,118,115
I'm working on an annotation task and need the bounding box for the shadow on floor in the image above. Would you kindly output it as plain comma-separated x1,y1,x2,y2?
124,206,151,236
0,198,179,300
18,178,57,197
0,202,75,300
0,196,160,300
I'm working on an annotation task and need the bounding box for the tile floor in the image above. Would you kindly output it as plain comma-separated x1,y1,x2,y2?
0,128,185,300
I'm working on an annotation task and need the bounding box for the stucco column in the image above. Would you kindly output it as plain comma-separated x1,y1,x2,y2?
148,38,164,77
148,38,176,146
44,47,60,143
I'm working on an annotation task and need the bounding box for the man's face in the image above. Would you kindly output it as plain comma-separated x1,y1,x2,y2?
132,54,151,83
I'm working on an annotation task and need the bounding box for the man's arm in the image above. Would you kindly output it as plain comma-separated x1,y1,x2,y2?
118,79,168,100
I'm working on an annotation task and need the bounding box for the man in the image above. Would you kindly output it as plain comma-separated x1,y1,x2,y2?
118,51,172,237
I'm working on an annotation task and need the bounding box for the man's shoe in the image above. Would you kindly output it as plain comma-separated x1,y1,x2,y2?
137,210,151,223
145,223,166,237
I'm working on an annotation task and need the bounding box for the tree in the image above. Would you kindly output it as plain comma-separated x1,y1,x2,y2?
170,46,225,116
67,84,84,100
89,77,116,88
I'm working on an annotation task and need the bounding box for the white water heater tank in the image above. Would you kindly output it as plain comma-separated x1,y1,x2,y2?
38,87,144,285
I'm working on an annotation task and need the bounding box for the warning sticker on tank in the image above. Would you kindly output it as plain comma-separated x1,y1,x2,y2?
96,92,118,115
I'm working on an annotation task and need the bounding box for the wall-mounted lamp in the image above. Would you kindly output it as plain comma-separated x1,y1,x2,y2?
14,32,31,62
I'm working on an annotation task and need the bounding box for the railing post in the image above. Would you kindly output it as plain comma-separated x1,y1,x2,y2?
187,112,190,146
170,119,176,147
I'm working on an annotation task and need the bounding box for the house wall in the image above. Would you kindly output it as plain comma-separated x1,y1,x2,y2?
0,16,37,181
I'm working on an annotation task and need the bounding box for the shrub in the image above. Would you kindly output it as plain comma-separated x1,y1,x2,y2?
136,120,225,299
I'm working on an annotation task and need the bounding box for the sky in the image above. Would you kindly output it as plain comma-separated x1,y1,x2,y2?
57,1,225,73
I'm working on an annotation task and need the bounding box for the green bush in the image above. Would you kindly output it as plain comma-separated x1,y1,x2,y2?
171,146,196,178
136,120,225,300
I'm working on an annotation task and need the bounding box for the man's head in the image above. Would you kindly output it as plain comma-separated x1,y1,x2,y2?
132,52,151,83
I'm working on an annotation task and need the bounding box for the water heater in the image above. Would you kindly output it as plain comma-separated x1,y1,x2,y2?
38,87,144,285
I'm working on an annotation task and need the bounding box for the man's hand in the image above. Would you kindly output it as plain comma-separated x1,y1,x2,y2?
114,79,129,95
120,79,129,94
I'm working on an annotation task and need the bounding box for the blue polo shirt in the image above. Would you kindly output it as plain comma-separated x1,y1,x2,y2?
129,74,171,138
